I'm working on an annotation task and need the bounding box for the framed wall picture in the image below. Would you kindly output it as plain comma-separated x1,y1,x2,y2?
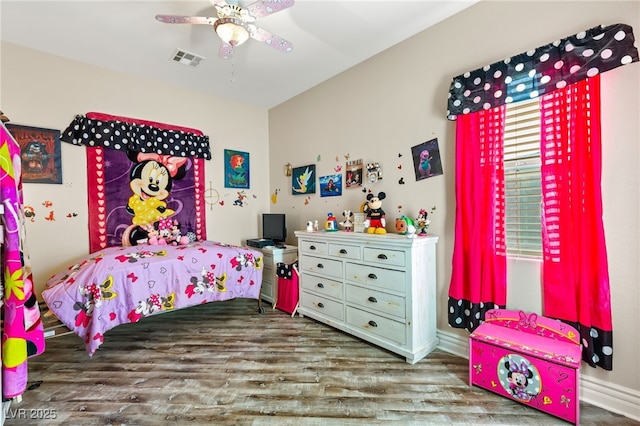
345,159,363,188
411,138,443,181
224,149,249,189
292,164,316,195
319,173,342,197
6,123,62,184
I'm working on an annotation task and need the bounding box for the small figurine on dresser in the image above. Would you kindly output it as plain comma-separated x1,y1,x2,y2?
340,210,354,232
416,207,435,236
395,215,417,238
364,192,387,234
325,212,338,231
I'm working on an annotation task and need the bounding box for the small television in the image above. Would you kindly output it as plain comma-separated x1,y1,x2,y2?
262,213,287,243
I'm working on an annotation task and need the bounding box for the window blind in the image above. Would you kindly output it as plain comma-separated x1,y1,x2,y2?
504,98,542,256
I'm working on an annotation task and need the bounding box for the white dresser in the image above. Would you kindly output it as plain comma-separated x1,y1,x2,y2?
294,230,438,364
252,244,298,305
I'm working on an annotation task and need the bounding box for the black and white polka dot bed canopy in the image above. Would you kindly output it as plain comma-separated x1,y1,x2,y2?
61,112,211,160
447,23,639,120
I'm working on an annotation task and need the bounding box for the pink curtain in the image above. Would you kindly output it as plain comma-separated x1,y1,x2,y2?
540,75,613,370
448,106,507,331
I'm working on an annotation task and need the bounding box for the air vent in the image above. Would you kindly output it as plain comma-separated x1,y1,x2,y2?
170,49,205,67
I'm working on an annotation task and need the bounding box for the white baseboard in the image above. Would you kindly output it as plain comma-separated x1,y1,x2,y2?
436,329,640,422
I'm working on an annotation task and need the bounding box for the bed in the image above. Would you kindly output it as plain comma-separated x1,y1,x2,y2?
42,241,263,356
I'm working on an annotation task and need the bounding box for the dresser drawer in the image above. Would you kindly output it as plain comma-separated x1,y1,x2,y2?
301,291,344,321
328,243,361,260
299,240,328,255
363,247,406,267
299,255,343,279
345,263,406,293
301,273,343,299
346,306,406,345
345,284,405,319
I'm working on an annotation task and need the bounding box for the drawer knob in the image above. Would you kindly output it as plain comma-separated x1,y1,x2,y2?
368,320,378,327
310,245,316,250
339,249,347,254
317,302,325,308
377,254,388,260
317,283,324,288
367,296,378,303
317,263,324,269
367,273,377,280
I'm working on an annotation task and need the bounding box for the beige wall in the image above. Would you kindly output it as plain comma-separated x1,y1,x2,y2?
0,42,272,295
269,0,639,407
1,0,638,417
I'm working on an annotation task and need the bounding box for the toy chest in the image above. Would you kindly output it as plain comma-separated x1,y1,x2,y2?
469,309,581,424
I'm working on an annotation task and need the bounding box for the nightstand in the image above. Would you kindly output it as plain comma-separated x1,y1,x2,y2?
253,245,298,306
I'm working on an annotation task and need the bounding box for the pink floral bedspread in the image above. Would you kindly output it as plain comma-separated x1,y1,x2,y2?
42,241,263,355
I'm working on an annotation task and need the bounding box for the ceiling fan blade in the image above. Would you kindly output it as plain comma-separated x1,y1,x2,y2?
155,15,217,25
219,42,234,60
209,0,229,7
250,26,293,53
245,0,295,20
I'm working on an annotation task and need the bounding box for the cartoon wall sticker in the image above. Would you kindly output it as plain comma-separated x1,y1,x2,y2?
271,188,280,204
233,190,248,207
24,205,35,222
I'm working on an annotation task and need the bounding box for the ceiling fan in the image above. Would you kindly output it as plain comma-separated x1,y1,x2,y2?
155,0,295,60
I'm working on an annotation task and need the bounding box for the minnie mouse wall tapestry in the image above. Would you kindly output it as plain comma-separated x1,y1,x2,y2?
60,112,210,252
122,152,190,246
92,148,203,249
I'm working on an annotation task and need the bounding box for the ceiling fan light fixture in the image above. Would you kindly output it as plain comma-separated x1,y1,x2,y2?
214,17,250,47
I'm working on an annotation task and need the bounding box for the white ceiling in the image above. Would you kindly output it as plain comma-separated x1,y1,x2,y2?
1,0,478,109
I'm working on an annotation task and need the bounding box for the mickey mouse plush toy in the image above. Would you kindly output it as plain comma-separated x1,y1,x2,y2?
364,192,387,234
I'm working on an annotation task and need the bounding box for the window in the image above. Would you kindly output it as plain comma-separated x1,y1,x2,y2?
504,98,542,256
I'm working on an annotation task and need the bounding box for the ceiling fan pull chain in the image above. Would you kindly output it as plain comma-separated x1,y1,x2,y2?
230,60,236,84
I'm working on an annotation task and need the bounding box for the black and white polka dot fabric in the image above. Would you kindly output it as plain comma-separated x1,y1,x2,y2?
60,114,212,160
447,23,639,120
276,261,297,279
448,298,504,334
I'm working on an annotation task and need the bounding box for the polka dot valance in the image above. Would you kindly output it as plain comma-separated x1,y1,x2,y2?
447,23,639,120
60,112,212,159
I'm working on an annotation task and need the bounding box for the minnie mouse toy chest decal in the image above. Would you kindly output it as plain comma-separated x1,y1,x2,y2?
469,309,581,424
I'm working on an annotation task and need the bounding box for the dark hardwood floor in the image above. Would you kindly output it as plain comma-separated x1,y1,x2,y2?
7,299,636,425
